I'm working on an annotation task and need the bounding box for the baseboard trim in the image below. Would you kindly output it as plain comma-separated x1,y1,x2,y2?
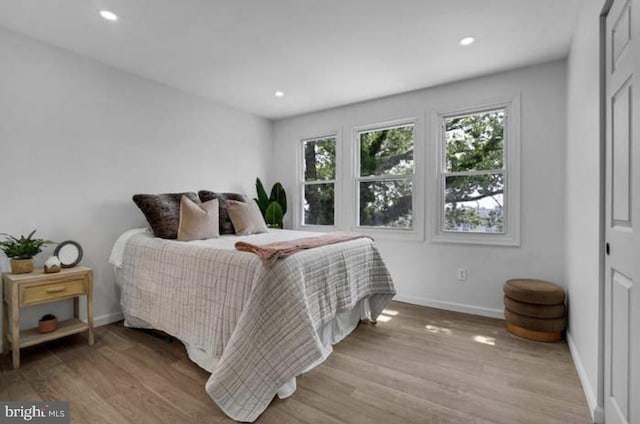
393,294,504,319
567,331,604,423
93,311,124,327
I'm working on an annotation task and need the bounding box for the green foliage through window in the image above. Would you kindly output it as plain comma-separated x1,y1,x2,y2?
443,109,505,233
360,180,413,227
303,137,336,225
304,183,334,225
358,124,414,228
360,126,414,177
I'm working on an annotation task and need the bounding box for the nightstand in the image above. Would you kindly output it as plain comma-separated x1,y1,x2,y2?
2,266,94,369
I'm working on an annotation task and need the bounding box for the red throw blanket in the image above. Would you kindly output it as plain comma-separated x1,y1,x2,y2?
235,232,373,263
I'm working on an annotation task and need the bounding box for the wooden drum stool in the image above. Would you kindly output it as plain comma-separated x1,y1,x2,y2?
503,279,566,342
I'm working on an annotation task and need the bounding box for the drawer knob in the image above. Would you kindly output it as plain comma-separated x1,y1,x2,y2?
46,286,66,294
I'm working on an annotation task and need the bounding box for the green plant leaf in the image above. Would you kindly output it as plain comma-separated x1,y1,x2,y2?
255,177,270,216
0,230,53,259
269,182,287,216
265,202,284,228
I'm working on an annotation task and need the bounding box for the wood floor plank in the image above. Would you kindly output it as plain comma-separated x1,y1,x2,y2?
98,344,230,422
0,301,591,423
339,331,587,420
267,397,345,424
0,370,43,401
21,361,132,424
316,362,491,424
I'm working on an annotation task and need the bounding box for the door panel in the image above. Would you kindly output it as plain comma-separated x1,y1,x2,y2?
611,78,632,225
612,1,631,69
605,0,638,423
610,270,631,420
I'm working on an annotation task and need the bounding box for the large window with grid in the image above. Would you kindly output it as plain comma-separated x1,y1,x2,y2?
434,99,520,245
301,135,336,226
356,122,415,229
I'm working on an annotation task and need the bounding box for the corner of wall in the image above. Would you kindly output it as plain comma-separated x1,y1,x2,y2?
93,311,125,328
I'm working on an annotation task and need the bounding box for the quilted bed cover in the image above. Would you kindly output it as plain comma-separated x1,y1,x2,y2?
111,229,395,422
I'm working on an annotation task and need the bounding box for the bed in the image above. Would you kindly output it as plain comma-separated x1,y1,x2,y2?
109,228,396,422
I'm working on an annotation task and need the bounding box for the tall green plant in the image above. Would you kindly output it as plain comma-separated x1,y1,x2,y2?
269,182,287,216
265,203,284,228
0,230,53,259
254,178,287,228
255,178,270,216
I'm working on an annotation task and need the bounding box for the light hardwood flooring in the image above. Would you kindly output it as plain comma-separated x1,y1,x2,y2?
0,301,591,423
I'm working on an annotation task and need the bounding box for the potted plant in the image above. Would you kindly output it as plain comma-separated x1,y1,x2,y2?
0,230,53,274
38,314,57,333
254,178,287,229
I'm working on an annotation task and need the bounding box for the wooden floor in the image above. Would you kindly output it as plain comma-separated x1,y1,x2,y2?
0,301,591,423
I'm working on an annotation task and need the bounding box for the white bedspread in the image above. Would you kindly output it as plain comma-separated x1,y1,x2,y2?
110,229,395,422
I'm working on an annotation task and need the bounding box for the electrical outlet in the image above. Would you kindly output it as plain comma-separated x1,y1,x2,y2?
457,268,467,281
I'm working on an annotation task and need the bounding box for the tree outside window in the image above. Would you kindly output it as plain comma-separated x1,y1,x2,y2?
302,136,336,226
357,123,415,228
442,109,505,233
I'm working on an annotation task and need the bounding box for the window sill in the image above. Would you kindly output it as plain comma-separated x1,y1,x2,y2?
296,224,337,233
431,231,520,247
351,226,425,242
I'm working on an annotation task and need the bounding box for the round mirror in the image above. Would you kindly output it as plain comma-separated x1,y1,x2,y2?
54,240,83,268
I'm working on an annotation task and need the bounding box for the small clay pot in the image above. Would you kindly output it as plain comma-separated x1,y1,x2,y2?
38,316,58,334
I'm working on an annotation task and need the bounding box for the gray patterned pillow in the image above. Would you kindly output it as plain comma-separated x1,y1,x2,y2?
133,192,200,239
198,191,247,234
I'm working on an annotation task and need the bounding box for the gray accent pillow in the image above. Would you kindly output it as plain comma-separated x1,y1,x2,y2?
198,191,247,234
132,192,200,239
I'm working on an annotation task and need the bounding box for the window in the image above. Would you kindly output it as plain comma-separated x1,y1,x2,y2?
443,109,505,232
434,98,520,245
356,122,415,229
301,136,336,226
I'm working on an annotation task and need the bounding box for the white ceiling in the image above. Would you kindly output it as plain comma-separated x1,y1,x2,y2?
0,0,582,119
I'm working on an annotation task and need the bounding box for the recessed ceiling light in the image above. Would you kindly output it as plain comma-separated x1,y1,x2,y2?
274,91,285,98
99,10,118,21
459,36,475,46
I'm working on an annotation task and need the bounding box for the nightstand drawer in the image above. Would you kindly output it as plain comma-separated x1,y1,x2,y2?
21,279,87,306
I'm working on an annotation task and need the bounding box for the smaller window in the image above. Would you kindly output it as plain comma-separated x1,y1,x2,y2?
301,136,336,226
356,123,415,229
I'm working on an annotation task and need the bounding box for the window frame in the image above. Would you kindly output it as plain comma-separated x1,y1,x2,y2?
298,132,339,230
351,117,425,240
432,96,521,246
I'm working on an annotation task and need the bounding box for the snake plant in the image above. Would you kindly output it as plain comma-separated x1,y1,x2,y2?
254,178,287,228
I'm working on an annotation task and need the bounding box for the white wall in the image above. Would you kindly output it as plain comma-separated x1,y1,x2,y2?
272,61,567,318
0,28,272,349
565,0,606,422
